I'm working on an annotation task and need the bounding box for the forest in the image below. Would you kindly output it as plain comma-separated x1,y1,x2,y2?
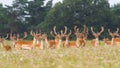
0,0,120,39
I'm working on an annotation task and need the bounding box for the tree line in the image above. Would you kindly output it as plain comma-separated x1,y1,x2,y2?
0,0,120,39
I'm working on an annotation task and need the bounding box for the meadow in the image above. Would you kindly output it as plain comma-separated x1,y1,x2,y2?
0,40,120,68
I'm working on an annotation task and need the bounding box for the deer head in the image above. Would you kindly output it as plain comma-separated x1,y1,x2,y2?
108,28,119,38
91,26,104,38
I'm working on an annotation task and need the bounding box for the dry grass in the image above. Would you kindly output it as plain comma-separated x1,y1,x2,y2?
0,40,120,68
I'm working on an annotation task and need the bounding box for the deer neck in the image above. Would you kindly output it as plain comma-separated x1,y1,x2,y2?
45,38,49,48
0,42,4,48
111,37,114,45
32,37,37,49
76,38,80,47
40,39,44,49
95,38,99,46
65,38,69,44
56,39,62,49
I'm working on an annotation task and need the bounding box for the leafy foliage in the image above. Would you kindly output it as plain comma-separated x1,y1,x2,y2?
0,0,120,39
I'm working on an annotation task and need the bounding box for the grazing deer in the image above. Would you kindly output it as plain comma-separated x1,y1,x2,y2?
0,34,12,51
91,26,104,46
105,28,120,46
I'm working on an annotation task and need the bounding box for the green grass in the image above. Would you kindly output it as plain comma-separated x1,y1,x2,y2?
0,40,120,68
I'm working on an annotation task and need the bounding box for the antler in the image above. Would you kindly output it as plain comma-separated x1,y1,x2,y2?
83,25,88,34
74,25,77,32
108,28,119,34
99,26,104,34
53,26,58,35
108,29,111,34
115,28,119,34
23,32,27,39
30,30,35,36
4,33,9,39
68,30,72,36
63,26,67,35
91,27,95,34
50,31,55,37
91,26,104,34
108,28,119,37
74,25,80,33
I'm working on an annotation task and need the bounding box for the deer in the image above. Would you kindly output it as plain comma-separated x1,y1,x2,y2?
10,31,28,48
0,34,12,51
14,31,42,50
113,28,120,46
82,25,89,43
63,27,73,48
104,28,120,46
91,26,104,46
10,31,17,47
35,34,45,49
74,25,86,47
45,26,67,49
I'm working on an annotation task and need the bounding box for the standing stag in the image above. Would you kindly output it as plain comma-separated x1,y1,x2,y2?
91,26,104,46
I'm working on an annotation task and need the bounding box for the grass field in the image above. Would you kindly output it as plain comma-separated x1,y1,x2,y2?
0,40,120,68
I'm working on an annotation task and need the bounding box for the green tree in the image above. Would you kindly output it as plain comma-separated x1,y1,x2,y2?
111,4,120,28
0,4,9,34
6,0,28,33
26,0,46,30
38,0,111,39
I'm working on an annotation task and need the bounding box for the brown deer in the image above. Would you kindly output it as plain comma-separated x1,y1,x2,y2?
14,31,42,50
0,34,12,51
35,34,45,49
47,26,67,49
91,26,104,46
63,27,73,47
104,28,120,46
82,25,89,42
74,25,86,47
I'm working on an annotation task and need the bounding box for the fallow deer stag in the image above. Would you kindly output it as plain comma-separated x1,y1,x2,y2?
82,25,89,42
113,28,120,46
91,26,104,46
48,26,67,49
10,31,17,47
105,28,120,46
74,25,86,47
10,31,27,48
35,34,45,49
63,27,73,47
0,34,12,51
14,31,43,50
